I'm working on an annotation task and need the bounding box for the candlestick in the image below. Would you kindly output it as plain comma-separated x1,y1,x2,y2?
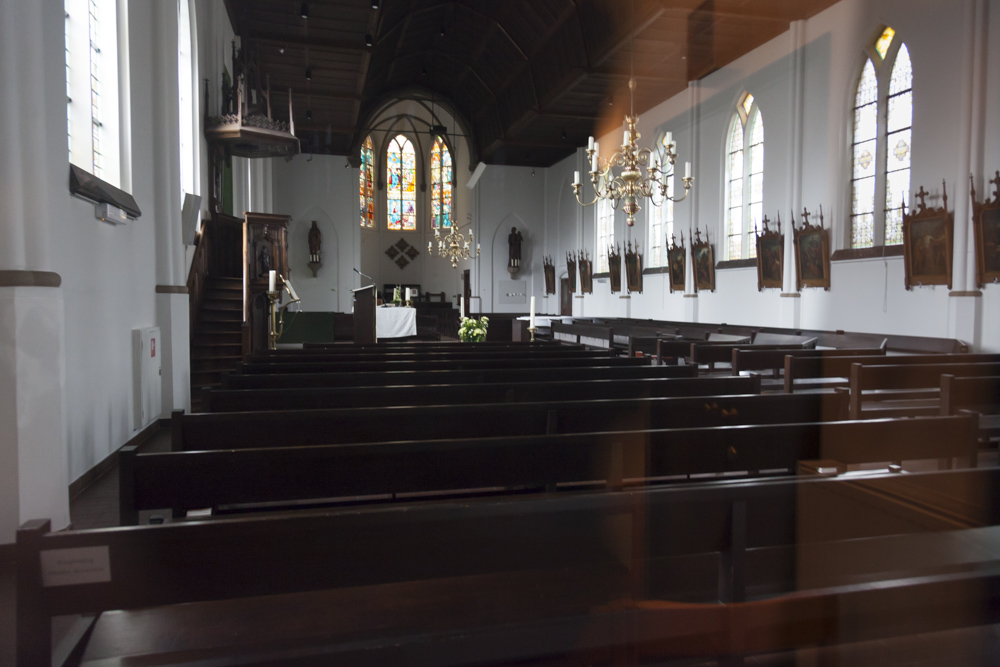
529,296,536,329
459,296,464,319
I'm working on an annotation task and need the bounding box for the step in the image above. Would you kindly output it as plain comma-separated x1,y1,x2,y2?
191,340,242,352
200,311,243,323
202,299,242,311
207,277,242,287
203,288,243,300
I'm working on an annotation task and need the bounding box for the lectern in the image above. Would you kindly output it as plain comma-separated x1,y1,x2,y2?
352,285,377,344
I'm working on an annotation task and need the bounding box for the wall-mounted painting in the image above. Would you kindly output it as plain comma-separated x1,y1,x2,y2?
608,243,622,293
543,255,556,294
578,249,593,294
565,251,577,293
903,183,953,290
793,206,831,291
755,215,783,291
691,229,714,292
625,240,643,294
667,234,686,293
972,172,1000,287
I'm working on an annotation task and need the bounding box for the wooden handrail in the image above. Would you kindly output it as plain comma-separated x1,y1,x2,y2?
186,216,211,334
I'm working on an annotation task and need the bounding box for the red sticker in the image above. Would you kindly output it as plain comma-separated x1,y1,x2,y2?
151,339,156,357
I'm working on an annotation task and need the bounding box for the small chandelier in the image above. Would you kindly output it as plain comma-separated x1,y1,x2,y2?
572,78,694,227
429,224,480,268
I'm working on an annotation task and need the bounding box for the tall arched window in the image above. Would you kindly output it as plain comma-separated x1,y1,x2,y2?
360,135,374,228
726,93,764,259
386,134,416,231
851,27,912,248
647,133,675,268
596,198,614,273
178,0,198,199
430,136,452,229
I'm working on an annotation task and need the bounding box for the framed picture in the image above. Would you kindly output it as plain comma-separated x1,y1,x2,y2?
625,240,643,294
667,234,686,293
565,251,577,293
691,229,714,292
972,171,1000,287
579,250,593,294
543,256,556,294
755,215,783,291
902,183,953,290
608,244,622,293
793,207,830,291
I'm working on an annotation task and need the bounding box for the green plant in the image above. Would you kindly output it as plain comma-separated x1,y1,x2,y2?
392,285,401,306
458,316,489,342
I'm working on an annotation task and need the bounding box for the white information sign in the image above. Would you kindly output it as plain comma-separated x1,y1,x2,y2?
40,546,112,587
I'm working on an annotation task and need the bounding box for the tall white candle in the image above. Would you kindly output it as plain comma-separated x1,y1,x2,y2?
685,161,692,179
428,241,432,253
573,170,580,185
459,296,465,319
268,270,276,293
665,131,672,146
591,149,599,172
587,136,594,151
529,296,536,329
623,130,629,146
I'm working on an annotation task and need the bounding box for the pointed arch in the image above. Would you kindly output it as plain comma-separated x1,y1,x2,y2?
386,134,416,231
725,92,763,260
430,136,453,229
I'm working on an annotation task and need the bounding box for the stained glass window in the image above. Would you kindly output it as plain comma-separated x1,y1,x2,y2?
727,93,763,260
359,135,374,228
884,44,911,245
851,60,878,248
430,136,452,229
597,198,613,273
386,134,416,231
647,136,674,268
850,30,912,248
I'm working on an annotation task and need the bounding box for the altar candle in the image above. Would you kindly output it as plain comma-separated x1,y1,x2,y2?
529,296,536,329
685,161,692,179
460,296,465,319
268,270,276,293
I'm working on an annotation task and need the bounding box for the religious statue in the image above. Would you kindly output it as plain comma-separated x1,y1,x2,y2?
508,227,523,268
308,221,322,263
257,243,271,279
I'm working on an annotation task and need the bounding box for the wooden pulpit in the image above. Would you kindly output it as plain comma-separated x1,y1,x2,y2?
352,285,377,344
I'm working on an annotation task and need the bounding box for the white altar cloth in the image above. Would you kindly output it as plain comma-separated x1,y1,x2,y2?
376,306,417,339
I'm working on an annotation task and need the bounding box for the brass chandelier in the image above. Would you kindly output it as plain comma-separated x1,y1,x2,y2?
429,224,480,268
572,77,694,227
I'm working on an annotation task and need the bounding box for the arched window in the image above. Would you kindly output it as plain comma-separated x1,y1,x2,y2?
386,134,416,231
66,0,127,189
851,27,912,248
726,93,764,259
178,0,198,199
596,198,614,273
430,136,452,229
647,133,675,268
360,135,374,228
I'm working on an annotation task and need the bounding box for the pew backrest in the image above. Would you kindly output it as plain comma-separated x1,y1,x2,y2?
848,362,1000,419
783,352,1000,393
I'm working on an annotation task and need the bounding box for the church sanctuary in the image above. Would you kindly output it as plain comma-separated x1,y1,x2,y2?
5,0,1000,663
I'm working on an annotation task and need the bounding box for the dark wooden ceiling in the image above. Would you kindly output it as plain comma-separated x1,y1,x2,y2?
224,0,840,167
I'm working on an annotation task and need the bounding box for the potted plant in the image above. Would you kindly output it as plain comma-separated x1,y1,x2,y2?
458,316,489,342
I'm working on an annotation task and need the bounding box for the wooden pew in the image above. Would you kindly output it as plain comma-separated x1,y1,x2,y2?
221,362,697,390
784,352,1000,393
551,321,615,349
731,345,886,378
244,347,616,365
689,337,817,371
235,355,648,375
847,362,1000,420
201,375,761,413
21,466,1000,665
124,415,978,524
940,374,1000,440
173,392,847,452
285,341,588,354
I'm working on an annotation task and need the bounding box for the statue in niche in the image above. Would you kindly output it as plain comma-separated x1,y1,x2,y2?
257,243,271,279
308,221,322,263
508,227,523,268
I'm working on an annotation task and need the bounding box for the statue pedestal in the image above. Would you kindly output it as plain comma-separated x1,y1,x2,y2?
507,265,519,277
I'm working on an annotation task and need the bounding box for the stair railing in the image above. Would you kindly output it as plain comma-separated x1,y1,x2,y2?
187,217,212,335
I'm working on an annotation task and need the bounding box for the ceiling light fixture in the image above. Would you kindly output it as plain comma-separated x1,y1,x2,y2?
372,1,379,8
365,33,373,47
306,110,312,120
305,68,312,80
278,46,285,54
570,0,694,227
300,3,308,19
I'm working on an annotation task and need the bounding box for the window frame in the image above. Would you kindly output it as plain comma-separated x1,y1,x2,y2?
646,134,675,269
385,132,418,232
429,135,453,230
360,135,375,228
724,93,765,261
595,197,614,274
848,28,912,250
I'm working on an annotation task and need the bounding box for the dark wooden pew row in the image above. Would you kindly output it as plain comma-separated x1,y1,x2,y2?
551,321,615,349
731,345,887,377
174,392,845,451
784,352,1000,393
244,347,617,365
173,393,847,452
941,374,1000,440
689,338,818,370
847,362,1000,420
301,340,563,350
235,355,649,375
20,466,1000,665
221,363,698,390
201,375,761,413
125,415,978,524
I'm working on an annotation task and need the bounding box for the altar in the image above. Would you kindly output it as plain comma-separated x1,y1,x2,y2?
376,306,417,339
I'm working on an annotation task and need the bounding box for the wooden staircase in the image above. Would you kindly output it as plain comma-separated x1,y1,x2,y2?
190,277,243,410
